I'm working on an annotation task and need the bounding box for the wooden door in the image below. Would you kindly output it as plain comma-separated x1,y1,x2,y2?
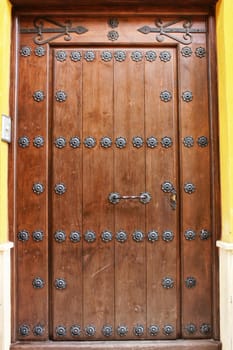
11,13,220,349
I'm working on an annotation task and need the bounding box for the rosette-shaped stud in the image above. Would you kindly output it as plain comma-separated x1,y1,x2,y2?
32,183,44,195
115,136,127,149
146,136,158,148
161,136,173,148
147,230,159,242
56,325,66,336
35,46,46,57
200,323,211,335
33,90,45,102
70,325,81,337
197,136,208,147
54,230,66,243
163,324,174,335
101,230,113,242
20,46,31,57
85,325,96,336
200,229,211,240
134,325,144,336
54,137,66,148
33,136,44,148
117,325,128,336
162,276,174,289
19,324,30,336
18,136,30,148
84,136,96,148
100,136,112,148
162,230,174,242
159,51,171,62
148,324,160,336
33,324,45,336
114,51,126,62
182,91,193,102
183,136,194,148
70,136,81,148
102,325,113,337
54,183,66,195
132,136,144,148
195,47,206,58
17,229,29,242
55,278,67,290
131,51,143,62
32,230,44,242
55,50,67,62
116,230,127,243
32,277,45,289
145,51,157,62
55,90,67,102
84,51,96,62
70,51,82,62
184,183,196,194
185,276,196,288
70,231,81,243
185,323,197,334
84,230,96,243
181,47,192,57
161,181,174,193
132,230,144,242
101,51,113,62
160,90,172,102
184,229,196,241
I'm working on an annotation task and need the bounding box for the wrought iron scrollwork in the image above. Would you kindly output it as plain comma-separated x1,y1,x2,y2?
19,324,30,336
148,325,160,336
183,136,194,148
18,229,29,242
55,50,67,62
33,324,45,336
35,46,46,57
32,230,44,242
32,277,45,289
54,230,66,243
71,325,81,336
163,324,174,335
20,46,32,57
160,90,172,102
70,51,82,62
185,323,197,334
70,136,81,148
33,136,44,148
56,325,66,336
102,325,113,337
184,182,196,194
134,325,144,336
18,136,30,148
101,230,113,242
184,229,196,241
145,50,157,62
185,276,196,288
85,325,96,337
55,90,67,102
117,325,128,336
55,136,66,148
70,231,81,243
162,277,174,289
162,230,174,242
132,230,144,242
200,323,211,335
148,230,159,242
200,229,211,240
55,278,67,290
33,90,45,102
54,183,66,195
32,183,44,195
116,230,127,243
84,230,96,243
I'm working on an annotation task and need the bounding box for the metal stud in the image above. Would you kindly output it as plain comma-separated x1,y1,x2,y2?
184,229,196,241
32,230,44,242
33,90,45,102
101,51,113,62
70,136,81,148
181,46,192,57
146,136,158,148
71,325,81,337
200,323,211,335
18,229,29,242
85,325,96,337
163,324,174,335
132,136,144,148
70,51,82,62
100,136,112,148
200,229,211,240
115,137,127,148
183,136,194,148
145,51,157,62
197,136,208,147
32,277,45,289
132,230,144,242
161,136,173,148
134,325,144,336
160,90,172,102
84,230,96,243
108,30,119,41
84,136,96,148
55,278,67,290
56,325,66,336
54,136,66,148
55,90,67,102
102,325,113,337
162,230,174,242
185,277,196,288
148,325,160,336
84,51,96,62
35,46,46,57
70,231,81,243
54,230,66,243
195,47,206,58
147,230,159,242
131,51,143,62
162,277,174,289
33,136,44,148
184,183,196,194
161,181,174,193
55,50,67,62
32,183,44,195
54,183,66,195
19,324,30,336
116,230,127,243
108,18,119,28
18,136,30,148
101,230,113,242
159,51,171,62
33,324,45,336
182,91,193,102
185,323,197,334
117,325,128,336
20,46,31,56
114,51,126,62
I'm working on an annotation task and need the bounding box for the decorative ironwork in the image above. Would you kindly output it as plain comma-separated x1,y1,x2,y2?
102,325,113,337
101,230,113,242
161,181,174,193
18,136,30,148
84,51,95,62
134,325,144,336
200,323,211,335
183,136,194,148
55,278,67,290
161,136,173,148
55,50,67,62
54,230,66,243
138,17,206,45
70,231,81,243
145,50,157,62
182,91,193,102
101,51,113,62
70,51,82,61
163,324,174,335
19,324,30,336
146,136,158,148
195,47,206,58
84,230,96,243
181,46,192,57
184,182,196,194
162,230,174,242
54,183,66,195
133,230,144,242
32,230,44,242
115,136,127,148
32,183,44,195
148,325,160,336
20,46,31,56
114,51,126,62
33,324,45,336
33,90,45,102
108,18,119,28
84,136,96,148
132,136,144,148
71,325,81,337
200,229,211,240
148,230,159,242
197,136,208,147
159,51,171,62
85,325,96,337
185,323,197,334
185,276,196,288
108,30,119,41
184,229,196,241
116,230,127,243
100,136,112,148
32,277,45,289
162,277,174,288
131,51,143,62
160,90,172,102
56,325,66,336
20,17,88,45
70,136,81,148
117,325,128,336
54,136,66,148
55,90,67,102
35,46,46,57
18,230,29,242
33,136,44,148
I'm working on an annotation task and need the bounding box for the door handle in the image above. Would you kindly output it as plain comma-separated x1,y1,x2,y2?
109,192,151,204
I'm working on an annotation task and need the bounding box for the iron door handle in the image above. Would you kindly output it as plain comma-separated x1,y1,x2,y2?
108,192,151,204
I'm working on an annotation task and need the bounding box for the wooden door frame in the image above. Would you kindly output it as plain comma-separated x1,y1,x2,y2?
9,1,221,348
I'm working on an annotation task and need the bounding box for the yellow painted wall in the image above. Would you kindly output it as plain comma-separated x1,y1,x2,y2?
0,0,11,244
217,0,233,243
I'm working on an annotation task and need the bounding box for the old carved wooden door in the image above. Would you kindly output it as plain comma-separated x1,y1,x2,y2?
11,11,220,350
